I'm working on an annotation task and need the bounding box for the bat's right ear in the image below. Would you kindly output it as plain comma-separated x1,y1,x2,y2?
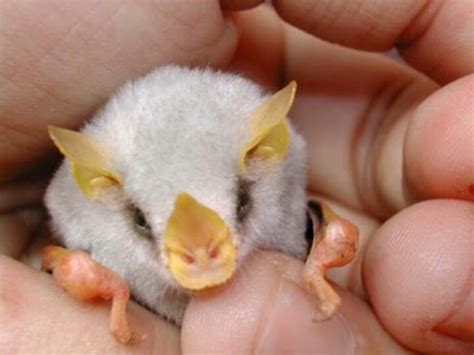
48,126,123,201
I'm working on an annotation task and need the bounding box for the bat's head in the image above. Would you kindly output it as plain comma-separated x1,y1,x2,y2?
45,67,307,319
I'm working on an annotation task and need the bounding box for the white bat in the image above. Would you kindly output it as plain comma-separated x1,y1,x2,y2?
43,66,358,343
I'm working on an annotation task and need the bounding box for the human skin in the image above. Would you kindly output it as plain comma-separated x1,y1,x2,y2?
0,0,473,353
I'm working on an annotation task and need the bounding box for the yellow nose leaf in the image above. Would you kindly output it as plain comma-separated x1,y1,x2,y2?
164,193,237,290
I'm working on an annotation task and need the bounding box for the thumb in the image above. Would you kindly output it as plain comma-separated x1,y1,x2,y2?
181,251,406,354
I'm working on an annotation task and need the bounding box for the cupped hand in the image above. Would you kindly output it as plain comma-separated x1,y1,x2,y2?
1,0,472,354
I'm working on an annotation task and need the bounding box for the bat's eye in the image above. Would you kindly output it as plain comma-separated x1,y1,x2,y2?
237,180,252,222
134,208,152,236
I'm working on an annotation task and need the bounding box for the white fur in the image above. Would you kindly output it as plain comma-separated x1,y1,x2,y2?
45,66,308,324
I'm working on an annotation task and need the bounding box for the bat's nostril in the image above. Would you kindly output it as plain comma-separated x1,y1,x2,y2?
181,253,195,264
209,245,220,259
167,240,237,290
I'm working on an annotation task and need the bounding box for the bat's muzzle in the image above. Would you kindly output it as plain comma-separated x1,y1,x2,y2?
164,193,237,290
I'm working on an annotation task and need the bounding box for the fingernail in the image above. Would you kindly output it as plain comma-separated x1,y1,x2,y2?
435,280,474,341
256,276,357,354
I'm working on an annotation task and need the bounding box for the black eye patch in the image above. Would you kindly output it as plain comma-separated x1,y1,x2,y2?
236,179,253,222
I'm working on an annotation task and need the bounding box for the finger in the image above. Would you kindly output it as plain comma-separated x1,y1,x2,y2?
227,5,284,88
0,255,180,353
274,0,474,84
405,75,474,201
0,0,238,181
364,200,474,353
182,251,409,354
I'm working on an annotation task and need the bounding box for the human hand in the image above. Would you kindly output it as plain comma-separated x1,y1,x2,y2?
1,0,472,354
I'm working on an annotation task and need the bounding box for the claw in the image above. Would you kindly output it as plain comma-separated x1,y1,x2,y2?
42,246,132,344
303,201,359,320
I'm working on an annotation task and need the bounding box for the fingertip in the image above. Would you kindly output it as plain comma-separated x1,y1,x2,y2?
405,75,474,202
181,252,287,353
273,0,473,83
182,252,357,354
364,200,474,353
182,251,407,354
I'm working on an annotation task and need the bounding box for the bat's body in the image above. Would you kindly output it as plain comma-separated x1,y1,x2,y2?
45,66,309,325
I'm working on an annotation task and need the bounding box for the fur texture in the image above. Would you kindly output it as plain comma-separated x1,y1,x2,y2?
45,66,308,324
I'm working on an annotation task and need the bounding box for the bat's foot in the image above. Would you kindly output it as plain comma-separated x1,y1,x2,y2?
42,245,133,344
303,201,359,320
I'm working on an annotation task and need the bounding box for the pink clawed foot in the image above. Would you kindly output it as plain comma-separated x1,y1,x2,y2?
303,202,359,320
42,246,132,344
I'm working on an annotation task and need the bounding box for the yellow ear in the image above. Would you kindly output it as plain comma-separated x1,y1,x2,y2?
240,81,297,172
48,126,122,200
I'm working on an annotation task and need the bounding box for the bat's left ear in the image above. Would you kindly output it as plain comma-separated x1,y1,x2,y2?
239,81,297,173
48,126,123,201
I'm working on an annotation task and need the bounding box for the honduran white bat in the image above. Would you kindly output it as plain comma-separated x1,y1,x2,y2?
42,66,358,344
